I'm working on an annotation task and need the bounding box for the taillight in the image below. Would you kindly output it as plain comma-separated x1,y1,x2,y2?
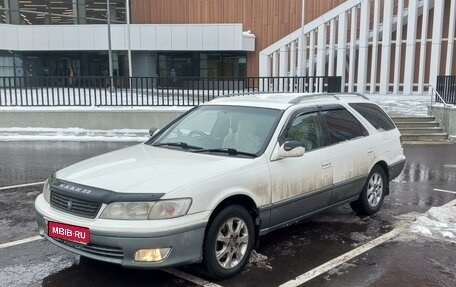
400,135,403,147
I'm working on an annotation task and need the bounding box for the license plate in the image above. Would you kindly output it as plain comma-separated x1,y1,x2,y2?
48,221,90,245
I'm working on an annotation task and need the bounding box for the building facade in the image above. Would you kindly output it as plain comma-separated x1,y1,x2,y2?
1,0,455,93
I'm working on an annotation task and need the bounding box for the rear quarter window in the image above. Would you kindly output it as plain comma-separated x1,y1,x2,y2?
349,103,396,131
321,108,368,144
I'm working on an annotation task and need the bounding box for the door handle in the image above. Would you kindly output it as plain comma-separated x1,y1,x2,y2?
321,162,332,169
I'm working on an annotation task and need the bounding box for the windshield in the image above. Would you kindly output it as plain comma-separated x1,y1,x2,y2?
149,105,281,156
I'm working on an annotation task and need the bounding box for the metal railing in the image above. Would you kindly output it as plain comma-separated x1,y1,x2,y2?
435,76,456,106
0,76,341,107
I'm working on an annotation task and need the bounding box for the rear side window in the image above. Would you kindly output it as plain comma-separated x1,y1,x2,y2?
321,108,367,144
349,103,396,131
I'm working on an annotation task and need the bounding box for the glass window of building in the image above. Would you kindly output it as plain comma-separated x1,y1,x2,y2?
85,0,108,24
85,0,125,24
18,0,49,24
0,0,7,24
0,52,15,77
158,52,247,78
49,0,75,24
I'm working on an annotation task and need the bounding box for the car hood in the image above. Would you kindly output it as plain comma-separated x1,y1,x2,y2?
56,144,253,194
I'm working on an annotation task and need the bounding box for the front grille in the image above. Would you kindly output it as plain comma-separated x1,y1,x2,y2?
50,190,101,219
61,240,124,260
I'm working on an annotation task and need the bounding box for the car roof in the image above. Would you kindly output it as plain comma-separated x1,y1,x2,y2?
204,92,373,110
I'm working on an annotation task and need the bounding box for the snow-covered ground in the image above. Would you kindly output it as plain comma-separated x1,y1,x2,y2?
0,87,241,107
0,127,148,142
410,205,456,241
396,199,456,243
366,94,431,116
0,92,448,142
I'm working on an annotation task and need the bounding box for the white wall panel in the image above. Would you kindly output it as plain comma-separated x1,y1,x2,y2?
17,26,33,50
111,26,127,50
202,25,219,50
138,26,156,50
218,25,234,50
0,23,252,52
32,27,49,50
129,25,141,50
91,25,106,50
187,25,203,50
155,26,172,50
232,25,243,50
63,26,79,50
171,26,188,50
77,25,95,50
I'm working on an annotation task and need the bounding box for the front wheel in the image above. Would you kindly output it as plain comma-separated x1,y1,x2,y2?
202,205,255,279
351,165,387,215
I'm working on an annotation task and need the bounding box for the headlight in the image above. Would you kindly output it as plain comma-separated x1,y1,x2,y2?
43,179,50,203
100,202,155,220
148,198,192,220
100,198,192,220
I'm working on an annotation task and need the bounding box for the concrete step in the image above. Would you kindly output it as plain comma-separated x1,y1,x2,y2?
401,133,448,141
391,116,436,123
395,122,441,128
398,127,444,134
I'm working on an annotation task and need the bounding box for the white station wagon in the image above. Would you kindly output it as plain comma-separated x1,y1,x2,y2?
35,93,405,279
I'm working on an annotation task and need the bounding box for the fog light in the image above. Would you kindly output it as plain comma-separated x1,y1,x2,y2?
134,248,171,262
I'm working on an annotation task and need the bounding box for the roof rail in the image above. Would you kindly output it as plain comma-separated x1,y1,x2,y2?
219,91,289,98
289,92,369,104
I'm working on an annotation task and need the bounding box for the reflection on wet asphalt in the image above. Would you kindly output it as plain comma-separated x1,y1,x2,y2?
0,187,41,244
0,142,455,287
306,240,456,287
0,142,134,186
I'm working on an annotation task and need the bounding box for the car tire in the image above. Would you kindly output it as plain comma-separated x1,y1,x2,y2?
202,205,255,279
351,165,387,216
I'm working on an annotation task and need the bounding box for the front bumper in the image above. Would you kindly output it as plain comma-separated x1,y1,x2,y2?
35,194,208,268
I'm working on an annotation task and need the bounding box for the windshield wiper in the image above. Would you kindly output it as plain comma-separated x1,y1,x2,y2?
153,142,203,150
192,148,257,158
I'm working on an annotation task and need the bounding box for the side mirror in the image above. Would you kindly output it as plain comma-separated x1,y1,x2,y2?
277,140,305,158
149,127,159,137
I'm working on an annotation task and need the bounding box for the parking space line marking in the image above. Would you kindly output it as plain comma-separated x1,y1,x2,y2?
433,188,456,195
0,181,45,191
279,228,403,287
0,236,43,249
164,268,223,287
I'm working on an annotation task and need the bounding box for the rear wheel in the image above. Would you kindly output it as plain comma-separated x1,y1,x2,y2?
351,165,387,215
202,205,255,279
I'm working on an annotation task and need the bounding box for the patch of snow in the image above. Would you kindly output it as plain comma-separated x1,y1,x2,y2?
0,134,147,142
366,94,430,116
247,251,272,271
410,205,456,241
0,127,148,142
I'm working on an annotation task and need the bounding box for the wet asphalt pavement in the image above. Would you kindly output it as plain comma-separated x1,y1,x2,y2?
0,142,455,287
